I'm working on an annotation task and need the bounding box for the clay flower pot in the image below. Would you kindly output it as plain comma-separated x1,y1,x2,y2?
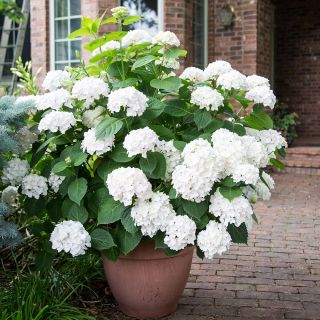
102,241,194,319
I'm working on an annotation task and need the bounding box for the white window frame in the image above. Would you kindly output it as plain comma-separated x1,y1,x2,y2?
49,0,81,70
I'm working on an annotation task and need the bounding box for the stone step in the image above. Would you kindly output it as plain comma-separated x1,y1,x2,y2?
283,147,320,170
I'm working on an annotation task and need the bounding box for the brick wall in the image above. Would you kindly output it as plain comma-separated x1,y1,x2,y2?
30,0,50,83
275,0,320,137
212,0,258,75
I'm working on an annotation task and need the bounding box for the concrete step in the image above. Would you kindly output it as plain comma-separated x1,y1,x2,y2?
283,147,320,170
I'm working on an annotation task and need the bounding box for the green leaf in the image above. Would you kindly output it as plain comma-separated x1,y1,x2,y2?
96,117,123,140
234,95,251,108
52,161,68,174
252,213,258,223
164,99,190,117
97,159,121,181
47,198,62,222
68,203,89,224
244,111,273,130
91,228,116,250
123,15,141,25
68,27,90,39
173,140,187,151
116,225,142,255
221,176,238,187
121,208,138,234
139,151,166,179
223,121,246,136
169,188,177,199
143,97,165,120
103,246,120,261
72,152,88,166
149,125,175,140
227,223,248,244
204,118,224,134
181,199,208,220
164,47,186,59
112,78,139,89
98,198,125,225
132,55,156,69
194,109,213,130
68,178,88,206
109,144,135,163
35,251,54,271
102,16,117,24
30,142,48,167
107,61,130,79
270,158,285,170
219,186,243,201
150,76,181,91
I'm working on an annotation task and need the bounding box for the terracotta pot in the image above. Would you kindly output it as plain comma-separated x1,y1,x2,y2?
102,241,194,319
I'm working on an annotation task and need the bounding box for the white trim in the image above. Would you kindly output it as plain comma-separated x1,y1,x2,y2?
204,0,208,67
49,0,55,70
158,0,164,31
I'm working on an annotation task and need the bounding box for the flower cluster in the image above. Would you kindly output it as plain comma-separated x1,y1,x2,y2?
107,87,148,117
122,30,151,47
190,86,224,111
106,167,152,206
2,159,30,186
50,220,91,257
81,128,114,155
204,60,232,80
180,67,205,83
131,192,176,237
152,31,180,47
21,174,48,199
92,40,120,57
123,127,159,157
38,111,76,134
48,174,65,193
36,89,72,111
42,70,70,92
82,106,105,128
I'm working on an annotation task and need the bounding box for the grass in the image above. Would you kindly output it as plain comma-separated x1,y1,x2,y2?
0,253,105,320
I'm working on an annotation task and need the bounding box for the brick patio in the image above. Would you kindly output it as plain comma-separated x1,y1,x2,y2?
166,172,320,320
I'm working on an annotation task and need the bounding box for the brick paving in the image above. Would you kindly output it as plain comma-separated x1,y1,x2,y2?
166,172,320,320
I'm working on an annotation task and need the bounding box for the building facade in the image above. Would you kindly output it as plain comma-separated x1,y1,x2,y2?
28,0,320,139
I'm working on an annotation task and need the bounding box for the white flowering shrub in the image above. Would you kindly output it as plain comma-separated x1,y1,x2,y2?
3,8,287,263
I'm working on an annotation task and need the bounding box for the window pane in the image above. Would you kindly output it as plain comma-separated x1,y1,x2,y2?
70,40,81,60
70,0,81,15
192,0,205,68
70,18,81,32
55,62,68,70
55,41,68,61
55,19,69,39
55,0,68,18
121,0,159,35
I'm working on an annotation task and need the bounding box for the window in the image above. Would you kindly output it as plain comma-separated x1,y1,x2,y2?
191,0,208,68
50,0,81,70
121,0,163,35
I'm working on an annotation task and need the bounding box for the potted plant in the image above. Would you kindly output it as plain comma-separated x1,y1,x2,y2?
0,7,287,319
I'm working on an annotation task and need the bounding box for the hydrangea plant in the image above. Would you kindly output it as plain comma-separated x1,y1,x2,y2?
2,7,287,263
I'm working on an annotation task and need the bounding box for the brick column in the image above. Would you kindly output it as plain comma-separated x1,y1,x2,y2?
30,0,50,84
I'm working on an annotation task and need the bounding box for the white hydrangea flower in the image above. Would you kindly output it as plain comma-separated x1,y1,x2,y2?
2,159,30,186
15,95,37,106
72,77,109,108
246,128,287,157
82,106,105,128
122,30,152,47
190,86,224,111
216,69,247,90
211,129,245,178
111,6,129,19
48,174,65,193
180,67,205,83
204,60,232,80
152,31,180,47
131,192,176,237
21,174,48,199
232,163,260,185
155,57,180,69
243,171,275,202
42,70,70,92
38,111,76,134
1,186,18,206
197,221,232,259
81,128,114,156
164,215,196,251
106,167,152,206
123,127,159,158
155,140,181,180
92,40,120,56
36,89,72,111
50,220,91,257
107,86,148,117
172,139,219,202
245,86,276,109
209,190,253,227
241,135,269,168
246,75,270,90
15,126,38,153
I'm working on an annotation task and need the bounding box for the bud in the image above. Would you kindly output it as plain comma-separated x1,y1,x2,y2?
65,156,72,166
111,6,129,20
